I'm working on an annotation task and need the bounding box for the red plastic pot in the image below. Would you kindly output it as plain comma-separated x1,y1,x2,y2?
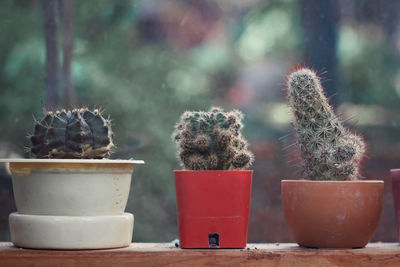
391,169,400,242
174,170,253,248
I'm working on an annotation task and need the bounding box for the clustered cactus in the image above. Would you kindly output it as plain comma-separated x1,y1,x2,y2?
30,108,114,159
287,67,365,180
173,107,254,170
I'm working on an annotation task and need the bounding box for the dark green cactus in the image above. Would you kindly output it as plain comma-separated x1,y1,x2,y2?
173,107,254,170
287,67,365,180
30,108,114,159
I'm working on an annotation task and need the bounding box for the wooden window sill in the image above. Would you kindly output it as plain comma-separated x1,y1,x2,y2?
1,242,399,266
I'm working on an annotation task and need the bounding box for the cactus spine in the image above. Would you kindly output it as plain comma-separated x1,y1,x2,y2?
287,68,365,180
30,108,114,159
173,107,254,170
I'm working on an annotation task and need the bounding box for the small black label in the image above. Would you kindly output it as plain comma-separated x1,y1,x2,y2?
209,233,220,248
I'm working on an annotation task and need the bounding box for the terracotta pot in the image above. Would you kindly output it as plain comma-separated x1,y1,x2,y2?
174,170,252,248
282,180,384,248
391,169,400,242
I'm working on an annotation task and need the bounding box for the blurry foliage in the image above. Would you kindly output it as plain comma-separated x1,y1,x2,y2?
237,0,302,62
338,24,400,106
0,0,400,242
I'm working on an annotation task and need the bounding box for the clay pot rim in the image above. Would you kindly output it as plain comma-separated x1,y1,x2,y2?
282,179,383,184
174,170,253,173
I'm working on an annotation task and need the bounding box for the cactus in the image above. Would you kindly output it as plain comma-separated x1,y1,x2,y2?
173,107,254,170
287,67,365,180
30,108,114,159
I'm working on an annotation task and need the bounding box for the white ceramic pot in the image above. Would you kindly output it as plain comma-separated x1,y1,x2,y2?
0,158,144,249
8,159,145,216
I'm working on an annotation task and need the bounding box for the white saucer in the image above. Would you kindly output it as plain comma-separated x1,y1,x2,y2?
9,212,134,249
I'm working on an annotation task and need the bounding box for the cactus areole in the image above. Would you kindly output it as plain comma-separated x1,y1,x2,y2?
30,108,114,159
287,67,365,180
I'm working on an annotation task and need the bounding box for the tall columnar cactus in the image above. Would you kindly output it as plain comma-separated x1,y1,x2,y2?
173,107,254,170
30,108,114,159
287,68,365,180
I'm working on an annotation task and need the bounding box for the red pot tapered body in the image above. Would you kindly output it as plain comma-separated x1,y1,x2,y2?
391,169,400,242
174,170,253,249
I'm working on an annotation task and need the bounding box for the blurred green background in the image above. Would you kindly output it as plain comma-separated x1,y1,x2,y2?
1,0,400,242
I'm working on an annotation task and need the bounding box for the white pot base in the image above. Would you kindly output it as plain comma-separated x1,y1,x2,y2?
9,212,134,249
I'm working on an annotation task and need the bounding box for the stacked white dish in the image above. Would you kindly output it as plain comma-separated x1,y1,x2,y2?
2,159,144,249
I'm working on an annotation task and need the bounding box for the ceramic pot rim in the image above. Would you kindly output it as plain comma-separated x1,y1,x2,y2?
0,158,145,165
282,179,383,184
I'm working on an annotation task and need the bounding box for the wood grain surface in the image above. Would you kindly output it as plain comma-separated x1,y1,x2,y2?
1,242,400,267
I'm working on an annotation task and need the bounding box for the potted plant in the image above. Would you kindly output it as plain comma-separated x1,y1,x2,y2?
281,67,384,248
172,107,254,248
0,108,144,249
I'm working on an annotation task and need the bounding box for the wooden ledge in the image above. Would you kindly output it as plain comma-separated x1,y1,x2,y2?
1,242,400,267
